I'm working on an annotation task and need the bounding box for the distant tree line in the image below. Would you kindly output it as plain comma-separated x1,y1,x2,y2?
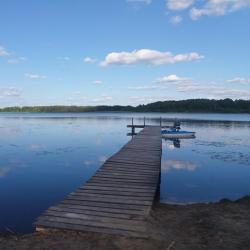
1,99,250,113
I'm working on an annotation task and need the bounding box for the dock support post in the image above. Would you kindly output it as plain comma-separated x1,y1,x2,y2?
131,118,135,135
144,117,145,127
160,117,162,127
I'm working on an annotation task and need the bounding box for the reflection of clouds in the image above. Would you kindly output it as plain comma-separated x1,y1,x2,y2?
94,139,102,146
8,159,27,167
162,139,191,150
0,159,28,179
162,141,175,150
28,144,46,151
84,160,93,166
70,125,82,134
195,140,225,147
0,167,10,178
162,159,197,172
0,123,22,139
99,156,107,163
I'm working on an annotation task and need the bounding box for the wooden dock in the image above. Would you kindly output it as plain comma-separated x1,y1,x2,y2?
35,126,162,238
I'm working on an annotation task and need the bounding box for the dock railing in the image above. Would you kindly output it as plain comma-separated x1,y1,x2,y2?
127,117,177,136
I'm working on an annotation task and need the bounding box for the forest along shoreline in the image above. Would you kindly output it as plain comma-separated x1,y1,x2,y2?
1,98,250,113
1,196,250,250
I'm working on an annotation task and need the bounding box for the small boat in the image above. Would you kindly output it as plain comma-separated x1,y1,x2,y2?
161,128,195,139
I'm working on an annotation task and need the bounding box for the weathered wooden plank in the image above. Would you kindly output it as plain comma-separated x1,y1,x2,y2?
47,206,145,220
63,198,150,211
110,155,160,162
92,174,157,183
36,215,146,232
75,189,155,198
98,168,159,176
71,192,154,202
122,146,161,150
36,221,146,238
96,167,159,175
98,170,159,177
110,153,161,160
85,180,157,189
60,201,149,215
67,194,153,206
112,153,161,159
103,163,160,170
95,172,158,180
94,172,158,180
88,178,157,186
118,148,161,154
106,159,160,167
102,165,159,173
80,185,155,193
42,210,145,227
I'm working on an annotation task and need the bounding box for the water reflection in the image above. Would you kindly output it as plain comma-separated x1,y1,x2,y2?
162,159,197,172
0,167,10,178
0,112,250,233
161,118,250,204
28,144,46,151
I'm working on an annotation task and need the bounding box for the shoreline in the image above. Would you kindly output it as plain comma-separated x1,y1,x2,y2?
1,196,250,250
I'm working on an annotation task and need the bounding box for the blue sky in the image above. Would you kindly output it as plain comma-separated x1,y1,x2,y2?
0,0,250,107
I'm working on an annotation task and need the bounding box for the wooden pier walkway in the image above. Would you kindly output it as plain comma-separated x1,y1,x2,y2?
35,126,162,237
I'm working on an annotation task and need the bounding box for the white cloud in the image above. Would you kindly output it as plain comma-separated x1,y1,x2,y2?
72,91,82,95
176,82,250,99
91,95,113,103
7,57,26,64
153,74,250,99
130,74,250,99
167,0,194,10
128,85,158,90
166,0,250,20
227,77,250,84
129,96,159,103
129,74,192,91
0,87,22,98
100,49,203,66
25,73,46,80
170,15,183,24
93,80,103,84
84,57,96,64
190,0,250,20
155,74,190,84
0,46,10,56
127,0,152,4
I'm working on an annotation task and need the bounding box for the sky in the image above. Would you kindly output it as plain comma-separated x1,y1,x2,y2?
0,0,250,107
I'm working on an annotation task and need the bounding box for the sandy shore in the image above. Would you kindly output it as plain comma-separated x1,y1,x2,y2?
1,196,250,250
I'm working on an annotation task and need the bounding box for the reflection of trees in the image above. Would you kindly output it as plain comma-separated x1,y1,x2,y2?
163,139,181,148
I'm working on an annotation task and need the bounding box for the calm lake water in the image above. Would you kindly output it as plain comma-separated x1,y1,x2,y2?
0,112,250,233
